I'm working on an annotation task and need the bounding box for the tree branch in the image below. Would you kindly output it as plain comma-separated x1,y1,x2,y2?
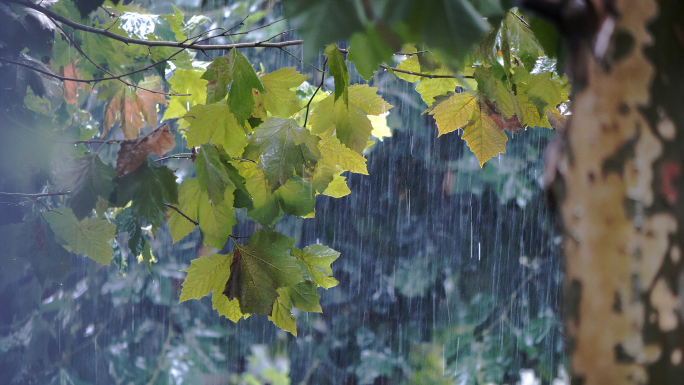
48,12,193,95
2,0,303,52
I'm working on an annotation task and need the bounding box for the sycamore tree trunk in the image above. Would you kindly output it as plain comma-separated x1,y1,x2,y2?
553,0,684,383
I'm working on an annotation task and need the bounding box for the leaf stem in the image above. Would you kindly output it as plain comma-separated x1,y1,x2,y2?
303,57,328,127
165,204,198,226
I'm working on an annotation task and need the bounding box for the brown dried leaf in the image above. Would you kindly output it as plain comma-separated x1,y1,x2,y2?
102,78,168,139
116,123,175,177
62,62,85,104
103,92,122,137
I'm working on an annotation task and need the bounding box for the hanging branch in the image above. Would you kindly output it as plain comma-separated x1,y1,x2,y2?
0,55,189,96
48,12,198,95
2,0,303,52
0,191,71,198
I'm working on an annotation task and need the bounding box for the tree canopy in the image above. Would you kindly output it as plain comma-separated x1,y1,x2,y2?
0,0,568,334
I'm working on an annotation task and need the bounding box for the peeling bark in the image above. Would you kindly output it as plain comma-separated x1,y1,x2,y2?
554,0,684,383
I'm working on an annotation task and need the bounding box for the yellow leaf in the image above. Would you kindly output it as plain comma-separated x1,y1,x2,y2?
369,112,391,141
428,92,477,136
462,104,508,167
319,135,368,174
322,174,351,198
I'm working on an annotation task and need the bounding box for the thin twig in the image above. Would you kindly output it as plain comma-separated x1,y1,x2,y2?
154,154,193,162
0,56,189,96
381,64,473,79
71,139,124,144
394,50,429,56
303,57,328,127
166,203,198,226
0,191,70,198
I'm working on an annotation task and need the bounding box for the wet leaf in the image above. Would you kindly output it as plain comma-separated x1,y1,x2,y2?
415,68,458,106
285,281,322,312
223,229,302,315
57,154,116,220
347,25,395,81
243,117,320,191
180,252,243,322
183,103,247,157
428,91,478,136
115,206,145,256
269,294,297,336
195,144,240,205
274,176,315,217
319,135,368,174
201,50,264,125
461,102,508,167
325,44,349,105
43,207,115,266
257,67,307,118
114,160,178,230
294,244,339,289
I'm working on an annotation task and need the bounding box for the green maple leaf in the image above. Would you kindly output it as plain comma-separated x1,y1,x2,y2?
258,67,307,118
180,252,243,322
285,281,322,312
274,176,315,217
294,244,340,289
512,68,563,120
113,160,178,230
163,68,208,121
226,229,302,315
57,154,116,220
183,103,247,158
167,178,201,243
0,220,71,283
43,207,115,266
200,50,264,125
195,145,242,205
347,25,395,81
243,117,320,191
475,66,516,118
115,206,144,255
167,178,236,249
202,56,233,104
428,91,478,136
325,44,349,105
240,163,282,226
502,11,544,69
270,293,297,336
197,188,236,249
311,85,392,153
